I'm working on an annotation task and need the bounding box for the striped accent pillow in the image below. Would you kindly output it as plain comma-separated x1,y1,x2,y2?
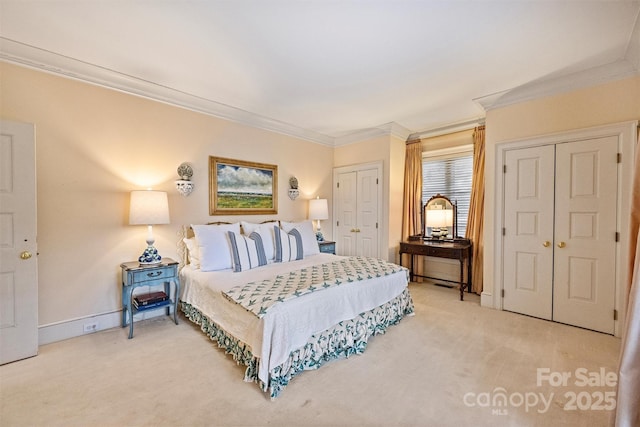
227,231,268,272
274,226,303,262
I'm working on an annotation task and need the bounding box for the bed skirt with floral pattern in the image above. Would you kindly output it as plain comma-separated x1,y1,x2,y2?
180,288,414,398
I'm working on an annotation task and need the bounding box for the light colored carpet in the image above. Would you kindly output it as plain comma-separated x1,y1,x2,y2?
0,283,619,426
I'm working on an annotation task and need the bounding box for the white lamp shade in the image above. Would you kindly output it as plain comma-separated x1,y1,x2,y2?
426,208,453,228
129,190,170,225
425,209,446,228
308,198,329,220
444,208,453,226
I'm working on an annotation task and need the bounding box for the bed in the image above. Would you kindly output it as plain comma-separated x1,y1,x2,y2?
178,220,414,398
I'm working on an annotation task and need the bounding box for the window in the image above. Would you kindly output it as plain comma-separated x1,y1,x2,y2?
422,146,473,237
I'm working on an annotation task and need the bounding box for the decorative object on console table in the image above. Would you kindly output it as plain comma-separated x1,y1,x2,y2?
399,239,472,301
121,258,179,339
318,240,336,254
129,190,170,264
175,162,194,196
309,197,329,241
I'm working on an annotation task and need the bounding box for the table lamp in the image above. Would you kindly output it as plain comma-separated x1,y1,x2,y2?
129,190,170,264
426,207,452,240
309,197,329,241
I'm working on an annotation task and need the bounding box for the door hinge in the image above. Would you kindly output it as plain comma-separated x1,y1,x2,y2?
376,178,379,184
614,309,618,321
337,182,340,188
376,222,378,229
502,227,506,236
615,232,620,242
617,153,621,163
503,165,507,173
501,289,505,298
337,220,340,227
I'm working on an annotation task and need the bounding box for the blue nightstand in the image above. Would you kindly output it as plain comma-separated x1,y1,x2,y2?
121,258,179,339
318,240,336,254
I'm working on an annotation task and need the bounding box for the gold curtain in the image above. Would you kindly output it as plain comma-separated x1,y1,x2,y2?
402,140,423,240
401,140,423,281
614,124,640,426
465,125,485,294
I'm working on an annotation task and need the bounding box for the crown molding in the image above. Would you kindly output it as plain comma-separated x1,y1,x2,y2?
333,122,412,146
0,38,336,147
474,58,639,112
626,9,640,70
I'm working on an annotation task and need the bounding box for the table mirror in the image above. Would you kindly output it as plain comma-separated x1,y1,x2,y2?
423,193,456,241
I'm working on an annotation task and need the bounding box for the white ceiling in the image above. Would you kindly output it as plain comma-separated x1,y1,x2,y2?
1,1,639,145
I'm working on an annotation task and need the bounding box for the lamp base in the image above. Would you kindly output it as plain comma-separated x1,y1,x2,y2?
138,245,162,264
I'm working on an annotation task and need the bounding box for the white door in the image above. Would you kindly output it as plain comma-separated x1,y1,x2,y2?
334,166,380,257
355,168,379,258
335,171,358,256
553,137,618,334
502,138,618,333
503,145,555,320
0,120,38,364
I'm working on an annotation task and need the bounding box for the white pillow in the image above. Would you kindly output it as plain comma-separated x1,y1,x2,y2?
182,237,200,269
281,220,320,256
240,221,277,261
274,226,303,262
191,223,240,271
227,231,268,272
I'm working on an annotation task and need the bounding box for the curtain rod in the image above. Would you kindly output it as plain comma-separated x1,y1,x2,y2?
408,117,485,141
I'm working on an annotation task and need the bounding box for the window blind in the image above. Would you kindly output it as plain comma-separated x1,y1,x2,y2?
422,152,473,237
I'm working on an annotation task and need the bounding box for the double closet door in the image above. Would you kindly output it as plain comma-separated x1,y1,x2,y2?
502,136,619,334
333,163,381,258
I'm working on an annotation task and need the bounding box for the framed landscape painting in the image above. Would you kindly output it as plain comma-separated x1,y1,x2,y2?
209,156,278,215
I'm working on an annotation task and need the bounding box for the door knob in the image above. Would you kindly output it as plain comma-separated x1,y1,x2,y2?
350,228,356,232
542,241,550,247
557,242,566,248
20,251,32,260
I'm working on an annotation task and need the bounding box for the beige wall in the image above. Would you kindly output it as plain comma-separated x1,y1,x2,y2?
388,135,406,262
1,63,334,328
483,75,640,301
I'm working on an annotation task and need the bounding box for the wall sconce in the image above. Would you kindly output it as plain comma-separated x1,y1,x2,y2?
288,176,299,200
175,162,194,197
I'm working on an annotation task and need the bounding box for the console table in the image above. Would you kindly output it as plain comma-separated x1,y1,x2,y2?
399,240,472,301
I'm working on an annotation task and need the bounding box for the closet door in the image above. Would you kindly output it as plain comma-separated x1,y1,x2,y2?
552,137,618,334
355,168,379,258
335,171,358,256
333,164,381,258
502,145,555,320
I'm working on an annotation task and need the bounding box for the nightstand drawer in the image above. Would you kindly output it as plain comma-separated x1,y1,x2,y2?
131,265,176,284
318,241,336,254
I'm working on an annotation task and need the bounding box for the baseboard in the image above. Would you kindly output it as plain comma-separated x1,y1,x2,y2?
38,307,175,345
480,291,494,308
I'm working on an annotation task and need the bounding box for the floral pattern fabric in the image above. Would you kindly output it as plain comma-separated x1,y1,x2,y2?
222,256,409,318
181,287,414,398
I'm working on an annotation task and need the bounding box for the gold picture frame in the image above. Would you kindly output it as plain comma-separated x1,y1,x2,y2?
209,156,278,215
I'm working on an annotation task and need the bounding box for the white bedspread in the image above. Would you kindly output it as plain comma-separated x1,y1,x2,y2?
180,253,409,385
